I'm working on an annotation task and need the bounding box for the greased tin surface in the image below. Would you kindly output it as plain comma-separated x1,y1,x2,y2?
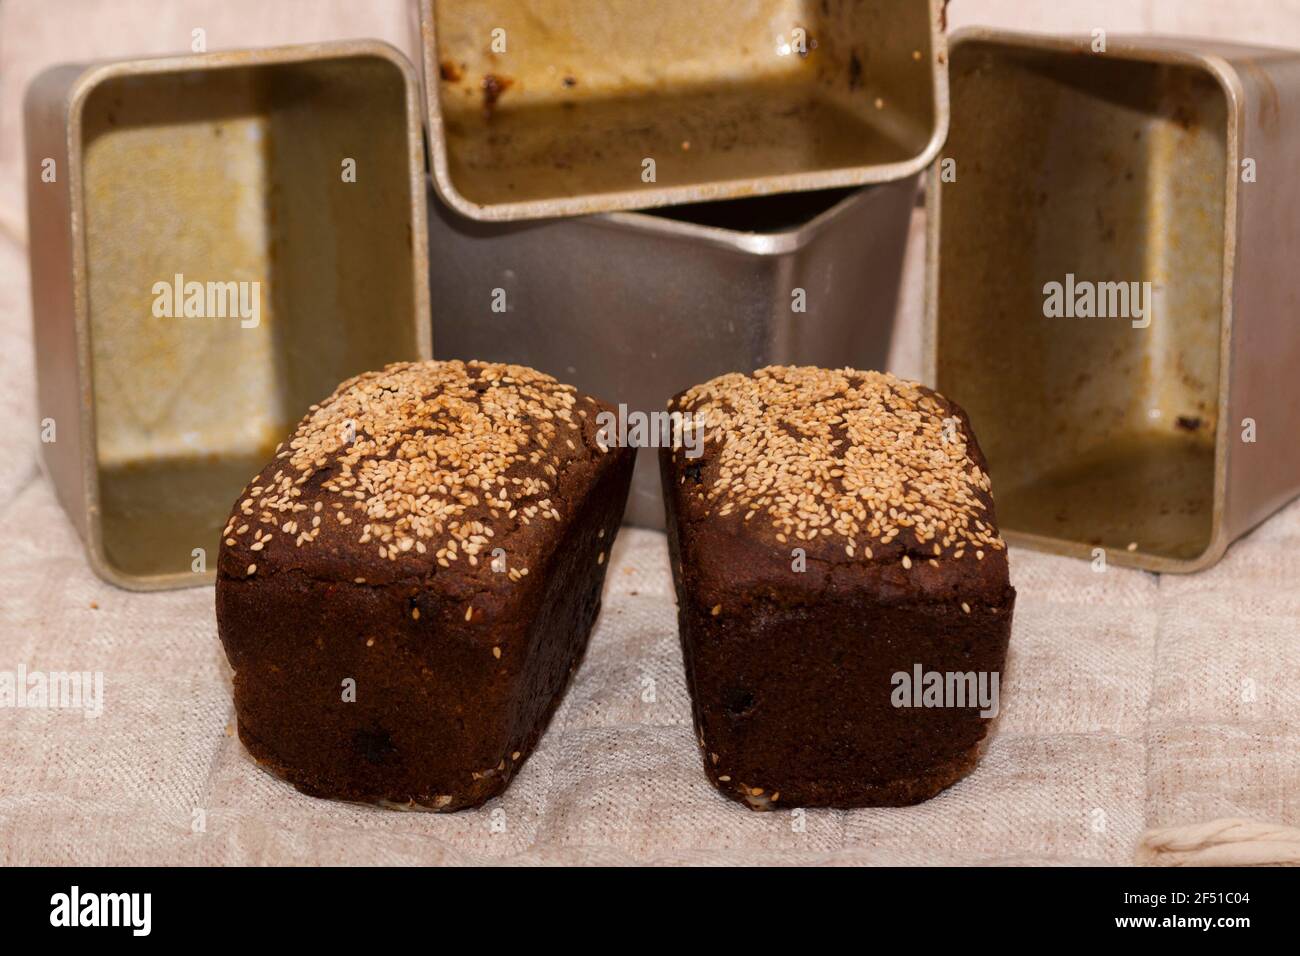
926,29,1300,572
419,0,947,220
25,41,432,590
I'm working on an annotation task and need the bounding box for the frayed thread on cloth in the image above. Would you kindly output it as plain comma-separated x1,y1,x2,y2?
1136,818,1300,867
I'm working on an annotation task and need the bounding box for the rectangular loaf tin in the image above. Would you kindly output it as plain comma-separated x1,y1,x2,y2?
25,40,432,591
418,0,947,220
925,29,1300,573
430,175,919,528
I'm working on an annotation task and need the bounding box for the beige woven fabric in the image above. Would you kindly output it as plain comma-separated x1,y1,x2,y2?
1,0,1298,866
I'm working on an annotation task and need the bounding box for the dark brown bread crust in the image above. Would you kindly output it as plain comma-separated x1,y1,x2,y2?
216,360,635,810
661,366,1015,810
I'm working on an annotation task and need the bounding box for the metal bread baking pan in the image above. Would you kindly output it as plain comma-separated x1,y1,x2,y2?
419,0,946,220
429,175,919,527
25,41,431,591
926,29,1300,572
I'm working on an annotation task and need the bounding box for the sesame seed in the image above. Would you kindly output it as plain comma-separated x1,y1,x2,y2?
902,555,912,569
597,551,605,565
492,646,501,659
246,564,256,576
411,608,420,620
961,602,971,614
465,606,473,621
711,604,722,616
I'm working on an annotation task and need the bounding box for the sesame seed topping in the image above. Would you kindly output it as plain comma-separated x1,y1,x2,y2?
672,366,1006,560
221,360,598,575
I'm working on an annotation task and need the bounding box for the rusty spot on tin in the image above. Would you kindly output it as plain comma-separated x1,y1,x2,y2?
482,73,513,119
1171,102,1198,131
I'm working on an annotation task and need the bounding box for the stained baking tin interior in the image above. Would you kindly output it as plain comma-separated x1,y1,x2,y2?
933,38,1228,563
426,0,941,217
79,53,423,582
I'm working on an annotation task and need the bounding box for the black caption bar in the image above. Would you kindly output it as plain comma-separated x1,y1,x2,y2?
0,866,1282,941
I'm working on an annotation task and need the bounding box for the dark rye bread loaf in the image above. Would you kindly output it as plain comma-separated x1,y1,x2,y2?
660,366,1015,809
216,360,635,810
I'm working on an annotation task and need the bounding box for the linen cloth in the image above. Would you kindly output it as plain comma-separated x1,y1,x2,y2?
1,0,1298,866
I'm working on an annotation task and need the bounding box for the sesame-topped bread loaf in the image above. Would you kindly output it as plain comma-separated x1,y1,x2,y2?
660,366,1014,809
216,360,635,810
